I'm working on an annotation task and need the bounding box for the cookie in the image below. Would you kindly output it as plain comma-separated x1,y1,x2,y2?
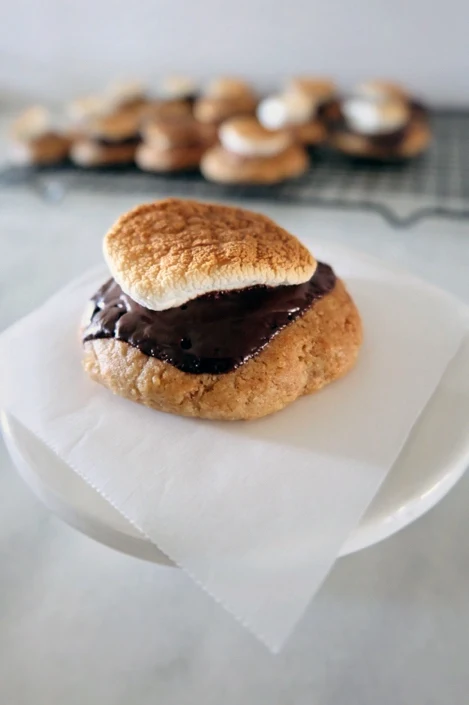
219,116,291,156
329,120,431,159
201,116,308,184
287,77,337,103
328,91,431,160
141,100,193,122
83,199,362,420
66,94,110,125
69,109,141,167
201,143,308,184
83,275,361,420
194,94,257,124
103,199,316,310
85,110,142,142
160,75,198,102
136,142,208,171
70,140,137,167
141,114,217,149
257,92,327,146
9,132,71,166
194,77,257,124
9,106,70,166
105,79,148,111
136,114,216,172
205,77,255,99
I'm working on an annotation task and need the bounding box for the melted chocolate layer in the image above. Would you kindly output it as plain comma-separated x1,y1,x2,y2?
83,262,336,375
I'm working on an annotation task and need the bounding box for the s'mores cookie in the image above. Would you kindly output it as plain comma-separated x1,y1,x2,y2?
257,78,336,147
104,79,149,112
136,113,217,172
194,77,257,125
9,106,70,166
160,74,199,107
201,116,308,184
327,79,431,160
70,110,141,167
82,199,362,420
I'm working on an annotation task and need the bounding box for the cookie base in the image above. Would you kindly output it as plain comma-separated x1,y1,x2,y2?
194,95,257,125
136,142,208,171
201,144,308,184
329,120,431,160
71,140,137,167
9,133,71,166
83,277,362,421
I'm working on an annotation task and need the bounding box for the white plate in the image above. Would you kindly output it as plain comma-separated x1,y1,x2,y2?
2,332,469,562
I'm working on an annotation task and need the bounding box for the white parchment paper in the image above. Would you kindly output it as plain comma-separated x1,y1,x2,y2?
0,243,467,651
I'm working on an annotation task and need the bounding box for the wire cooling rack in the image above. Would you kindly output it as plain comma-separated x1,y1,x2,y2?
1,109,468,227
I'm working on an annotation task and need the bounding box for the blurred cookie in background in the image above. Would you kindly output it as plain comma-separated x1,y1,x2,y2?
201,115,308,184
140,95,194,123
136,113,217,172
194,77,257,125
104,79,149,112
139,76,197,125
66,94,110,126
257,79,334,147
287,76,338,141
159,75,199,109
9,106,71,166
327,79,431,160
64,94,112,142
70,109,142,167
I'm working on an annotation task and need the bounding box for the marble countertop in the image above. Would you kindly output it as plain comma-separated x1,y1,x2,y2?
1,182,469,705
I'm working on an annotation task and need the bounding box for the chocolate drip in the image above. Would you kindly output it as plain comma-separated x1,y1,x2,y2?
83,262,336,375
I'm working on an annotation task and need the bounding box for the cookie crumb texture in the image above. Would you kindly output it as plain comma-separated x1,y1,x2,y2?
83,278,362,420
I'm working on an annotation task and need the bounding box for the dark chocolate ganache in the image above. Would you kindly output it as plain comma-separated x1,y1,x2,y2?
83,261,336,375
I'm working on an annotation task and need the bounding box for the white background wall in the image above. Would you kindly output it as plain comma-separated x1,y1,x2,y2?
1,0,468,105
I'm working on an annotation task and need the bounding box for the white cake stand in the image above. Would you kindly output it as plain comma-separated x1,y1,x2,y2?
2,338,469,564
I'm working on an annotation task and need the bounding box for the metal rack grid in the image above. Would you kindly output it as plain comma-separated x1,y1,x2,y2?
1,110,469,227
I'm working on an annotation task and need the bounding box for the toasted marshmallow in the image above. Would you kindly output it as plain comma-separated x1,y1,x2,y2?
342,97,410,135
205,77,252,99
103,199,317,311
219,116,291,157
105,79,146,108
67,94,110,123
160,75,197,99
355,80,409,102
11,106,51,141
257,92,314,130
